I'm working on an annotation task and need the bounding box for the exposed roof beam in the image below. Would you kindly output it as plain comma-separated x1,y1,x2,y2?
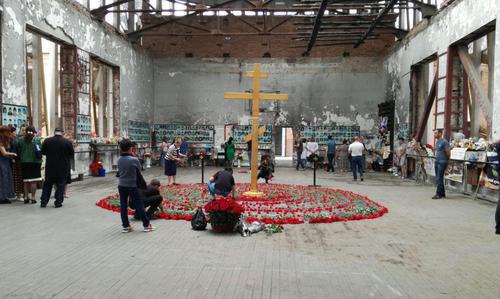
407,0,437,18
127,0,239,37
305,0,330,53
90,0,131,21
353,0,399,48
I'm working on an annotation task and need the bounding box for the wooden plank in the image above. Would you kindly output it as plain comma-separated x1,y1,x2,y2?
415,72,437,142
457,46,492,133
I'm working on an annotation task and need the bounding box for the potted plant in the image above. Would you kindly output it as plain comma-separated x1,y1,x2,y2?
204,198,245,233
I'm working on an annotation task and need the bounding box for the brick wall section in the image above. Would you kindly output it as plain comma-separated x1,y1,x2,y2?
141,15,396,58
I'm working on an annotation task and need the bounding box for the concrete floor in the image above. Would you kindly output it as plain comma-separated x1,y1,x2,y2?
0,166,498,298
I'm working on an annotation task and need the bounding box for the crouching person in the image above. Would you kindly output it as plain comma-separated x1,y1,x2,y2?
130,179,163,220
208,167,235,200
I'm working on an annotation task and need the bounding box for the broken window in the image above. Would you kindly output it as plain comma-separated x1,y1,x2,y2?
90,58,119,139
410,26,495,142
25,31,63,137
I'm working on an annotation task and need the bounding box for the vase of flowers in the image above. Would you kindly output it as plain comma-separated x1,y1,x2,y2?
205,198,245,233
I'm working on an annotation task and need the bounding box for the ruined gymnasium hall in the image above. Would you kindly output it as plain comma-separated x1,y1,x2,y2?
0,0,499,298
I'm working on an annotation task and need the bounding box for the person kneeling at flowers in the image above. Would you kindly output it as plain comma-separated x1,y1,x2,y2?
208,167,235,200
129,179,163,220
257,155,274,183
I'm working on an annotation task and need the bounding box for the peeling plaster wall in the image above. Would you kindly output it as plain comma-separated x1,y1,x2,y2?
154,57,384,134
384,0,498,140
1,0,154,174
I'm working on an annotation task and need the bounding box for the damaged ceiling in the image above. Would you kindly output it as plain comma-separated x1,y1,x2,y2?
89,0,439,58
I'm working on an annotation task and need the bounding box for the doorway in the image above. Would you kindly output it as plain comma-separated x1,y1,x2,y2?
275,127,294,159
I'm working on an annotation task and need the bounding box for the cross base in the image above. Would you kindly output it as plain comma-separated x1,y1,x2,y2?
243,190,265,198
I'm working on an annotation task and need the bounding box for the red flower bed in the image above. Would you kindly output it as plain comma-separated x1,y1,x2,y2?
96,183,388,224
205,197,245,215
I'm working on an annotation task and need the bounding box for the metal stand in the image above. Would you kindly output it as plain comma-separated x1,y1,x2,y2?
309,155,320,187
201,156,205,184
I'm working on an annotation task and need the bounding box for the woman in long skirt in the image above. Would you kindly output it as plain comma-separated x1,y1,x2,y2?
10,126,24,200
0,126,17,204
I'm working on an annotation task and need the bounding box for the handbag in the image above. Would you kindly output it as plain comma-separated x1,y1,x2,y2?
136,168,147,190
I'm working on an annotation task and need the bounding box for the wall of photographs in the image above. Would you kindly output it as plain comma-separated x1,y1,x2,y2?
300,126,360,145
1,104,28,131
128,120,151,142
76,114,91,143
154,124,214,147
233,125,272,144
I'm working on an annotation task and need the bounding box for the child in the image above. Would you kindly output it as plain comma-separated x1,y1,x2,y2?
257,155,274,183
117,139,155,233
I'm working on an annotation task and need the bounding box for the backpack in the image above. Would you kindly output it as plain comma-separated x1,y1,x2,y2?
191,208,207,231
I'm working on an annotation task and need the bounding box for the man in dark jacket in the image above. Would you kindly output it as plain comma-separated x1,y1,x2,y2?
40,128,74,208
130,179,163,220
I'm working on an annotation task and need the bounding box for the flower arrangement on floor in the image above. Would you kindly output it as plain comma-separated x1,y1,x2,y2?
96,183,388,225
89,161,103,176
205,198,245,233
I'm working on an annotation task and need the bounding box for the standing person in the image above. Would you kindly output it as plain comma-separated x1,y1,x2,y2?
294,133,305,170
432,129,450,199
299,138,307,170
117,139,155,233
179,136,189,166
9,126,24,200
224,137,235,168
394,137,407,178
208,167,236,200
305,137,319,168
336,139,349,172
39,128,74,208
0,126,17,204
16,126,42,204
160,136,169,167
246,139,253,169
325,135,337,172
348,136,365,181
164,138,185,185
494,139,499,235
62,134,76,199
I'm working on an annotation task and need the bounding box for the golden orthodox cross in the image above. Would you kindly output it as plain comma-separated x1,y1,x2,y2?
224,63,288,197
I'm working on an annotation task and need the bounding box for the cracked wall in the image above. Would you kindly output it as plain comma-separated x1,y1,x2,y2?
384,0,498,141
1,0,154,174
154,57,384,135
